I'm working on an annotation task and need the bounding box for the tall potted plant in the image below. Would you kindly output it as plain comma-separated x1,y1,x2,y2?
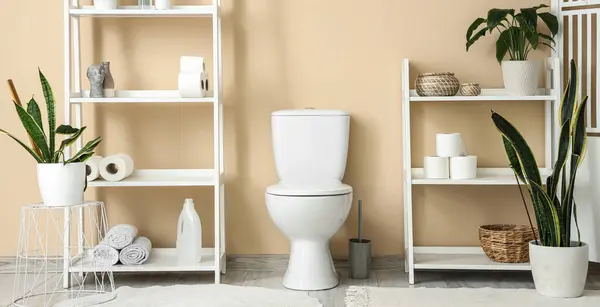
1,70,102,207
491,60,588,298
466,5,558,96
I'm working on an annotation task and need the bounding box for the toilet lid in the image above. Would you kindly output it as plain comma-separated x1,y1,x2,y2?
267,182,353,196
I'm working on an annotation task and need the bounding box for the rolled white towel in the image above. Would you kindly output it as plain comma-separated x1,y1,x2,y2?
105,224,138,250
119,237,152,265
93,241,119,266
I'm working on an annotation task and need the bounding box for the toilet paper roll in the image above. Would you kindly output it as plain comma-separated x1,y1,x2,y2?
86,156,104,182
99,154,135,182
450,155,478,179
178,72,208,98
436,133,466,157
180,56,205,73
424,156,449,179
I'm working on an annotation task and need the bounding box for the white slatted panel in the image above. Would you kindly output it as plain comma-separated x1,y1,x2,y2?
578,13,583,104
587,13,593,126
563,0,588,7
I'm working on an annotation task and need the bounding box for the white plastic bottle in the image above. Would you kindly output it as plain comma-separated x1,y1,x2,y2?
176,198,202,264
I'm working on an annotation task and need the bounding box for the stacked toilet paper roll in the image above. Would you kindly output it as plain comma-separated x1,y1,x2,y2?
86,156,104,181
178,56,209,98
423,133,477,180
98,154,135,182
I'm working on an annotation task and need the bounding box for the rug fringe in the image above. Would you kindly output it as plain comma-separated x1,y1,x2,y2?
344,286,371,307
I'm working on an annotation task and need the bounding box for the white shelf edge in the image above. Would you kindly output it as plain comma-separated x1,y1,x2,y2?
87,169,216,187
409,88,557,102
414,246,531,271
71,90,214,104
69,248,217,273
411,167,552,185
69,5,217,17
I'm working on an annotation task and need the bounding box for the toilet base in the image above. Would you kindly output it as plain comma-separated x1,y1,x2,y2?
282,241,339,291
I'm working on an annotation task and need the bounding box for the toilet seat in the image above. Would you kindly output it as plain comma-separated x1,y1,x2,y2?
266,182,352,197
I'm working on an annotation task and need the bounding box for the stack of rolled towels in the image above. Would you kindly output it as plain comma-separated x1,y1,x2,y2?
424,133,478,179
94,224,152,266
86,154,135,182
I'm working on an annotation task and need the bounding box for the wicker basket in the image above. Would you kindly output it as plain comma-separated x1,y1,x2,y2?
460,83,481,96
415,72,460,96
479,224,538,263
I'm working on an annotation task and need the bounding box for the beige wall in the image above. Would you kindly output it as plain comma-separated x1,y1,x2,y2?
0,0,548,256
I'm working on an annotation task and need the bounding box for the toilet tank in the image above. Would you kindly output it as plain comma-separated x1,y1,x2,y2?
271,109,350,183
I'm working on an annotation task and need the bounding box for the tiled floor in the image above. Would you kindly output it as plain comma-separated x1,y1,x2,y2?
1,262,599,307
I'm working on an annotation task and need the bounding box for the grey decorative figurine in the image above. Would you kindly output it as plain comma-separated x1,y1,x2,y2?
87,64,106,98
102,61,115,97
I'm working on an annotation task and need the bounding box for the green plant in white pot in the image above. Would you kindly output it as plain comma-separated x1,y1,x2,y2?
2,70,102,207
491,60,588,298
466,5,558,96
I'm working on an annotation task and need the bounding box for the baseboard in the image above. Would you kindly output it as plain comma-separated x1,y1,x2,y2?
226,254,404,271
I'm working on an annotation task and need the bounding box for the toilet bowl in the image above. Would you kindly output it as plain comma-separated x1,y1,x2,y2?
266,109,352,290
266,182,352,290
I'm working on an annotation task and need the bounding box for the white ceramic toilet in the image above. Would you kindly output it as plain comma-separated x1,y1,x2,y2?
266,109,353,291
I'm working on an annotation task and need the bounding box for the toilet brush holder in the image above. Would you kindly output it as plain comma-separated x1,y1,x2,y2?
349,238,371,279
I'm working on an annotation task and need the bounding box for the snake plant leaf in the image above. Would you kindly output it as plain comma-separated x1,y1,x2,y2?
547,120,571,207
491,111,541,185
14,102,51,161
466,17,486,41
502,136,525,182
0,128,43,163
66,136,102,163
39,69,56,155
58,126,87,154
466,28,488,51
530,181,561,246
487,9,514,33
70,152,94,163
573,201,582,245
56,124,80,135
26,98,44,134
562,96,588,245
539,12,559,36
560,60,578,126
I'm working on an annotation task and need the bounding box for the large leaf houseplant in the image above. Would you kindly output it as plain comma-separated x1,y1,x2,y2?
466,5,558,96
491,60,588,298
2,70,102,206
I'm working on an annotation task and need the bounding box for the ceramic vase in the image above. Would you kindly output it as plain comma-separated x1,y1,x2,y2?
94,0,118,10
102,62,115,98
529,241,589,298
37,163,86,207
501,60,541,96
155,0,171,10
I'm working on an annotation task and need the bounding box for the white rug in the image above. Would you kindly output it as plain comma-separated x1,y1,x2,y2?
55,284,322,307
345,286,600,307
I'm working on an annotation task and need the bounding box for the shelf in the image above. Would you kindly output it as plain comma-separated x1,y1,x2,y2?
87,169,217,187
414,247,530,271
411,168,552,185
70,90,214,104
70,248,222,273
70,5,216,17
409,89,557,102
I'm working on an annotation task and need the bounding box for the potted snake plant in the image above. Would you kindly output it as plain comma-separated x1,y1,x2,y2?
2,70,102,206
466,5,558,96
491,60,588,298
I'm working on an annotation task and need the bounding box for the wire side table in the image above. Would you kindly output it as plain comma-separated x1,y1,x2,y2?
12,201,116,307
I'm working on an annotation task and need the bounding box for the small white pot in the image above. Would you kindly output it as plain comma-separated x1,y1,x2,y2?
94,0,118,10
529,241,589,298
37,163,86,207
501,60,542,96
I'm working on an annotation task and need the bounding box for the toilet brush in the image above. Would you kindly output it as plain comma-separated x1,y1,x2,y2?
358,200,363,243
349,199,371,279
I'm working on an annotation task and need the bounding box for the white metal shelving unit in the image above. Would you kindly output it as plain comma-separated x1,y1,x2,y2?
63,1,225,286
402,57,561,284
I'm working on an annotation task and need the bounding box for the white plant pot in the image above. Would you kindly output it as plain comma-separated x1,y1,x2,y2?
94,0,118,10
501,60,541,96
37,163,86,207
529,241,589,298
